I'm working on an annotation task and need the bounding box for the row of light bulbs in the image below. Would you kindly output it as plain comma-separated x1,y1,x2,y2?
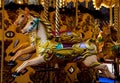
0,0,115,10
2,0,90,8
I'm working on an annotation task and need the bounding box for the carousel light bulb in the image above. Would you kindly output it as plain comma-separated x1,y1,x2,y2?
92,0,102,10
79,0,84,2
92,0,115,10
60,0,62,8
41,0,44,6
0,0,1,8
18,1,22,4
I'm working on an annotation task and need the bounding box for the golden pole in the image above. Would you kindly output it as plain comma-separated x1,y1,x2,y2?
110,6,112,26
1,0,4,82
0,0,1,8
114,0,120,77
114,0,119,41
76,0,78,28
55,1,60,82
55,0,60,37
86,0,88,8
43,0,49,21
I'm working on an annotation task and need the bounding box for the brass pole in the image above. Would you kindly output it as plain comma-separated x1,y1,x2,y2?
114,0,120,42
1,0,4,82
85,0,88,8
114,0,120,77
75,0,78,28
110,6,112,26
43,0,49,21
55,0,60,37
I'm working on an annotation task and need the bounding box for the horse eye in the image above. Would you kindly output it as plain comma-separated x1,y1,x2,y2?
30,22,34,25
21,15,24,17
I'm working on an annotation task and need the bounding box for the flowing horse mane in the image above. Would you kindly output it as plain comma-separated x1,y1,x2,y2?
38,18,54,40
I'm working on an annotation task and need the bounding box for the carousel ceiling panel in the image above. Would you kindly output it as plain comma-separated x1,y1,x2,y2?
4,0,39,5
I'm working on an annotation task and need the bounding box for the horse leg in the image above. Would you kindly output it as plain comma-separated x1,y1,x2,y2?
95,64,115,79
10,45,35,61
15,56,45,73
82,55,98,67
82,55,115,79
11,42,30,53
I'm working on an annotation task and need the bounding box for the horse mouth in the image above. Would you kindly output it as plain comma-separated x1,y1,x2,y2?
21,30,27,34
14,23,20,27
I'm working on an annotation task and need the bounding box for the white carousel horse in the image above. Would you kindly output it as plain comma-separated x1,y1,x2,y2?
12,17,115,80
8,8,38,65
9,7,81,64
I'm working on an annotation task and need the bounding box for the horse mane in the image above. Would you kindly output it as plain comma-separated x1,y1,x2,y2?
110,26,118,42
17,8,40,18
39,18,54,40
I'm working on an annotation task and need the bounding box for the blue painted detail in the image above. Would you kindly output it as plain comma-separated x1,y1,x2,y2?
79,43,86,49
99,77,115,83
56,43,63,49
27,18,40,32
66,31,72,35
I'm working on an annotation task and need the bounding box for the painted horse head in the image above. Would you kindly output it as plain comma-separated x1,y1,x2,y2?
14,8,40,28
14,8,30,28
21,17,54,40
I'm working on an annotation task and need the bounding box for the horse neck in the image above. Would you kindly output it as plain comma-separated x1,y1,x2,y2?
28,31,36,43
37,22,47,43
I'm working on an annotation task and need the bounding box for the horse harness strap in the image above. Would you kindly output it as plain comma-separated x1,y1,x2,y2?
27,18,40,32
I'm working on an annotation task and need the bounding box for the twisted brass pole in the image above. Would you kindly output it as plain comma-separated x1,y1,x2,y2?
114,0,120,77
43,0,49,21
55,0,60,37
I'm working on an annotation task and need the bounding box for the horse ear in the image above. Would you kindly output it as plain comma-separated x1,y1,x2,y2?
17,8,24,14
29,11,40,18
24,7,30,15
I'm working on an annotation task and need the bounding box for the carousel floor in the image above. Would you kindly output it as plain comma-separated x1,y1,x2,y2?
99,77,120,83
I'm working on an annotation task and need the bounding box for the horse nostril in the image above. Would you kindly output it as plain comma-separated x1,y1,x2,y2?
21,30,24,33
21,30,27,34
20,30,22,33
17,22,20,25
14,22,19,26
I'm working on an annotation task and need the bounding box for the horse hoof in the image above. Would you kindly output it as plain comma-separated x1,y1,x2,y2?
9,52,15,56
12,72,20,77
8,60,17,66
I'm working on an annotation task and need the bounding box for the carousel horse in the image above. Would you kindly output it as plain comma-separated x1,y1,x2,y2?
12,17,115,80
9,7,83,66
96,22,118,60
8,8,38,65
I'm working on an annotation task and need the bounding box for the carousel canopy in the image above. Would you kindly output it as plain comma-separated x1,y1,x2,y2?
1,0,112,22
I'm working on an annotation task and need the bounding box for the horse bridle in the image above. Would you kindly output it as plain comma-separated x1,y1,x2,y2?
26,18,40,32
